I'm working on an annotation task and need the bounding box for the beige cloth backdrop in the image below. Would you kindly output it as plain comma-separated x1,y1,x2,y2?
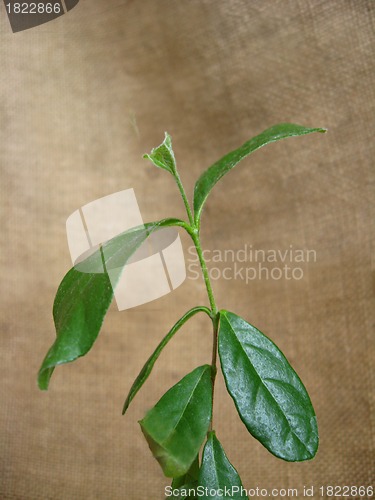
1,1,374,498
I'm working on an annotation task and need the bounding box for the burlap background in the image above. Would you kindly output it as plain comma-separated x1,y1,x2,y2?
1,1,374,498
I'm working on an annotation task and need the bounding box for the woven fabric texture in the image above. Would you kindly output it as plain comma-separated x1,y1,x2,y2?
1,0,374,498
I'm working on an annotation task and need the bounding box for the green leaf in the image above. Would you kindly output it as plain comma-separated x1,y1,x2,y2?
172,454,200,489
123,306,211,414
198,432,247,499
193,123,326,224
218,310,318,462
139,365,212,477
37,218,184,390
143,132,176,173
171,455,199,498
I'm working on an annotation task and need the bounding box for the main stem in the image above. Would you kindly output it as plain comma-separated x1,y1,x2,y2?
173,169,194,226
174,170,219,432
193,233,219,432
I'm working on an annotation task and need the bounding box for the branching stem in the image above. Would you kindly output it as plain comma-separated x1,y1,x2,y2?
173,168,219,432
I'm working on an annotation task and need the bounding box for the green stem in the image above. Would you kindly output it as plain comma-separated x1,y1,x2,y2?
191,232,217,315
172,171,219,432
190,232,219,432
173,169,194,226
209,313,219,432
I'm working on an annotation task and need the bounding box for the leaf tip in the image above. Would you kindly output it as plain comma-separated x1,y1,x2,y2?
37,366,53,391
164,131,172,144
122,399,129,415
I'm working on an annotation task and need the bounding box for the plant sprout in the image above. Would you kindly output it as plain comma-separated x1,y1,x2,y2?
38,124,326,498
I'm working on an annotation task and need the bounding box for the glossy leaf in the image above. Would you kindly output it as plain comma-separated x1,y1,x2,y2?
193,123,326,224
37,218,184,390
218,310,318,462
198,432,247,499
139,365,212,477
123,306,211,414
143,132,176,173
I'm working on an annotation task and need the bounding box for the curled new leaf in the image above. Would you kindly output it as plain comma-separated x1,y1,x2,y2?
143,132,176,173
193,123,326,225
139,365,212,477
218,310,318,462
37,218,184,390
